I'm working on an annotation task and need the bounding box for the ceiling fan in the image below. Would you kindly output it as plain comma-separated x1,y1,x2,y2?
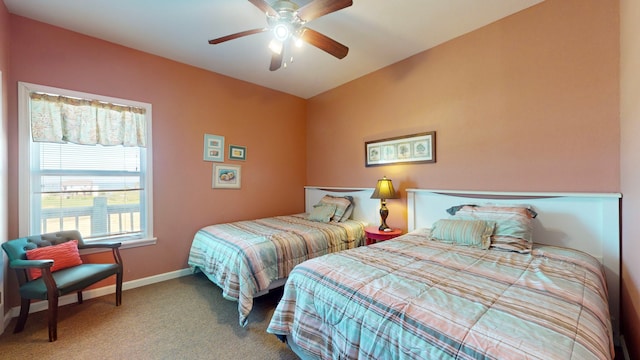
208,0,353,71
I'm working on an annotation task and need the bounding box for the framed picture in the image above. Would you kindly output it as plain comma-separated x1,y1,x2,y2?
203,134,224,162
365,131,436,167
213,164,241,189
229,145,247,161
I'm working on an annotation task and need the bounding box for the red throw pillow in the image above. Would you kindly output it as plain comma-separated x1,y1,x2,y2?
26,240,83,280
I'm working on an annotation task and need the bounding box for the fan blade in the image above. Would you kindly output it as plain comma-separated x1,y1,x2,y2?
270,52,283,71
297,0,353,22
248,0,278,17
208,28,268,45
300,28,349,59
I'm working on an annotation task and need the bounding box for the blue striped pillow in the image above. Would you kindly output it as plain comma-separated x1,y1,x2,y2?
430,219,496,249
450,205,535,253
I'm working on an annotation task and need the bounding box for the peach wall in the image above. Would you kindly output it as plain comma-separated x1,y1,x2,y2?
5,16,306,308
1,0,10,317
307,0,619,231
0,2,8,70
620,0,640,357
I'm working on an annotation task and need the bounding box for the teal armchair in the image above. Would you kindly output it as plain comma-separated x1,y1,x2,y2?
1,230,123,342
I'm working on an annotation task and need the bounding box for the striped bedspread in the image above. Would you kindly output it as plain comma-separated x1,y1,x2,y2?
267,228,614,360
187,214,365,326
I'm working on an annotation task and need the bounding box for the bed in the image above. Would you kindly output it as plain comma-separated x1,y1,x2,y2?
187,186,380,326
267,189,621,360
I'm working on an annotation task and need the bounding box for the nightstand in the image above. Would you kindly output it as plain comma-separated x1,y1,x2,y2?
364,226,402,245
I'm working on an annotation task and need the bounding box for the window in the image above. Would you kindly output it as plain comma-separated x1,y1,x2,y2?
18,82,154,246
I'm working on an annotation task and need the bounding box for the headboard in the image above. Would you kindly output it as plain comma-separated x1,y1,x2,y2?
304,186,380,227
406,188,622,342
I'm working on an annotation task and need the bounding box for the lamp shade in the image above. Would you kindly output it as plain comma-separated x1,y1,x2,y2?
370,176,398,200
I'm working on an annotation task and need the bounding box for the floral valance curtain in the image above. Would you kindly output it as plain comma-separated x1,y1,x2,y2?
30,92,147,147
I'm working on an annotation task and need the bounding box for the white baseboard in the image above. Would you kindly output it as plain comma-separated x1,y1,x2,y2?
2,268,193,333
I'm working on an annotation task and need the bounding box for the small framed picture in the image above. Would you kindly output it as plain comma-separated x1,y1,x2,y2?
213,164,241,189
204,134,224,162
229,145,247,161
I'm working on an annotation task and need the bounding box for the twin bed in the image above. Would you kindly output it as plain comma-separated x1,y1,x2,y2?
187,187,379,326
188,187,620,360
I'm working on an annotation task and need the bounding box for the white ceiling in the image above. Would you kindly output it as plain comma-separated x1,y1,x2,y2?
4,0,543,99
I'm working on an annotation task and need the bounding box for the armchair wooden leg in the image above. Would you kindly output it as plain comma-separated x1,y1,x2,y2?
116,271,123,306
14,298,31,333
48,295,59,342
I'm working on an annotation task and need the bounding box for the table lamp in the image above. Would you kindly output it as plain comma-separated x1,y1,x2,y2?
370,176,398,231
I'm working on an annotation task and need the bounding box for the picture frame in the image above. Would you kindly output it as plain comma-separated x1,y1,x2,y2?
365,131,436,167
203,134,224,162
212,164,241,189
229,145,247,161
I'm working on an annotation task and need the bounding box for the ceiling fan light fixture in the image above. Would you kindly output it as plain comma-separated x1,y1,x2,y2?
208,0,353,71
273,23,290,41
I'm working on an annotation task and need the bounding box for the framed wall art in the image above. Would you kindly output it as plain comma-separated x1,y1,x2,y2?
365,131,436,167
213,164,241,189
203,134,225,162
229,145,247,161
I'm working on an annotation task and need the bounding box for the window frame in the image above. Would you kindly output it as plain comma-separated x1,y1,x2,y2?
18,82,155,248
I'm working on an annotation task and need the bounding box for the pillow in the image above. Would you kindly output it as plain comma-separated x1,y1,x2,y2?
308,204,337,223
449,205,535,253
339,196,355,222
430,219,495,249
26,240,83,280
447,204,538,219
340,204,354,222
317,195,352,222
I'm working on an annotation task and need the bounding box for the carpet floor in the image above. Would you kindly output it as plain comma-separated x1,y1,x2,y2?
0,273,299,360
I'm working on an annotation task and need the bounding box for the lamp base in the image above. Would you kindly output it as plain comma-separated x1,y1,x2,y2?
378,201,390,231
